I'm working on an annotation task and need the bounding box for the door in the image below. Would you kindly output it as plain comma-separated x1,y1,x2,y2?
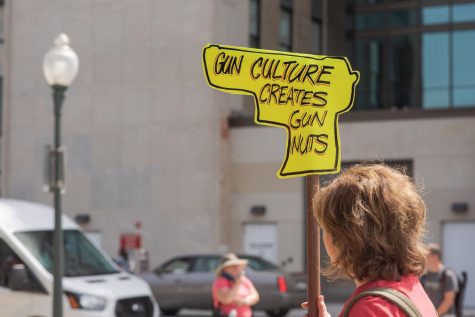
0,238,34,316
149,257,192,309
442,222,475,308
243,223,278,264
184,256,220,309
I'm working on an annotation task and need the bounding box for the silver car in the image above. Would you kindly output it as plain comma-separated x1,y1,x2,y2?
140,254,307,317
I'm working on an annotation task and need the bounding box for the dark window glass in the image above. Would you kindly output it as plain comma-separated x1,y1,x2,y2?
453,30,475,107
390,9,417,27
0,239,22,287
279,8,292,51
311,0,322,20
0,239,44,292
281,0,292,10
312,20,322,54
239,255,279,271
159,258,192,274
356,0,384,5
389,35,418,108
0,11,3,40
422,32,450,109
190,257,220,272
356,12,386,30
350,0,475,111
453,3,475,23
422,5,450,25
250,0,260,48
15,230,119,277
355,38,384,109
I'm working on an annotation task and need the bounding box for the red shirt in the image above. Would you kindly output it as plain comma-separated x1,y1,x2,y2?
212,276,255,317
339,275,438,317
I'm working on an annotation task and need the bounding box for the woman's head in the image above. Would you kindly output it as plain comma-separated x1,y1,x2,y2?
314,164,427,282
215,253,248,277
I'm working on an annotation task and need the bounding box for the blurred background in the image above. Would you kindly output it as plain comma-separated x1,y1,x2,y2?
0,0,474,313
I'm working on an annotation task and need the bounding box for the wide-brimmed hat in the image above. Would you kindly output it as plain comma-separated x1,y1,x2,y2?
215,253,248,275
426,243,441,257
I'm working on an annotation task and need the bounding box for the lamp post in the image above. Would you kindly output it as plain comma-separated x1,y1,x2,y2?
43,33,79,317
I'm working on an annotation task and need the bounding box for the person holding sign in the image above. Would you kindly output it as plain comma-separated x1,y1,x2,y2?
304,164,438,317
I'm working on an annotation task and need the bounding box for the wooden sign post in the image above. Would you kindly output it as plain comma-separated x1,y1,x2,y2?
202,45,359,317
307,175,320,316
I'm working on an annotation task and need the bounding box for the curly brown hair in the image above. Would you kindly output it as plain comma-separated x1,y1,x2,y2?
314,164,427,282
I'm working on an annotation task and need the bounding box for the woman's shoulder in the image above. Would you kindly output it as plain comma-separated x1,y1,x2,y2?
213,276,232,288
344,276,437,317
346,295,407,317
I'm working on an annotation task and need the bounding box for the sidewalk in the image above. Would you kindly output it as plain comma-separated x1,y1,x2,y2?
464,308,475,317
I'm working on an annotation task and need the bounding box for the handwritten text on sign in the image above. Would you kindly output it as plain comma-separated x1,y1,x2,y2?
202,45,359,178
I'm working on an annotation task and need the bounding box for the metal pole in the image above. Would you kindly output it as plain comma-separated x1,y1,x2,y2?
306,175,320,317
52,84,67,317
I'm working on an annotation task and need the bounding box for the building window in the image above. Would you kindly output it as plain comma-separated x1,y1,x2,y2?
249,0,260,48
453,2,475,23
279,1,292,51
422,5,450,25
356,11,386,30
422,32,450,109
350,0,475,111
311,0,322,54
453,30,475,107
356,38,383,110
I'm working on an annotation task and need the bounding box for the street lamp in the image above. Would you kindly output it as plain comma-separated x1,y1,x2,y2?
43,33,79,317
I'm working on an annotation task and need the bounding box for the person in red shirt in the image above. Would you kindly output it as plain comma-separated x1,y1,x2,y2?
304,164,438,317
212,253,260,317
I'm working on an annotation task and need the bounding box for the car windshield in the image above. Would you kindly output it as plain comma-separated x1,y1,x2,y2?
15,229,119,277
239,255,280,271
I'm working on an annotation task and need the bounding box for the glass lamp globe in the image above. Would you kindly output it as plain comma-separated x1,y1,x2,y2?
43,33,79,87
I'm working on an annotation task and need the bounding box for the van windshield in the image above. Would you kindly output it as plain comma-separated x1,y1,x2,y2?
15,230,119,277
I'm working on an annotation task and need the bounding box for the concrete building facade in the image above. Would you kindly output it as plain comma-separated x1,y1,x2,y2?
0,0,250,267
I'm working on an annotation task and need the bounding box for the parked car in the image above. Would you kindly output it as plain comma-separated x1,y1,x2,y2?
141,254,307,317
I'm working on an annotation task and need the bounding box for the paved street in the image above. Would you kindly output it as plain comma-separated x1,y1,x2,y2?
166,304,345,317
167,303,475,317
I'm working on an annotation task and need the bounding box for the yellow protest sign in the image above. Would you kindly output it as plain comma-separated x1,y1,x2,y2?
202,44,359,178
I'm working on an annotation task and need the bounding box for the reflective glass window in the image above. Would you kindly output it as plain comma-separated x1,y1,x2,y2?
390,9,417,27
355,38,384,109
356,12,386,30
453,3,475,23
422,5,450,25
312,20,321,54
250,0,260,48
453,30,475,107
389,35,417,108
159,258,192,274
191,257,220,272
15,230,119,277
422,32,450,109
240,255,279,271
279,8,292,51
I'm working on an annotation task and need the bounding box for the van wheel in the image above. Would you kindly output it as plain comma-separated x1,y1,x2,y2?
160,308,180,316
266,308,289,317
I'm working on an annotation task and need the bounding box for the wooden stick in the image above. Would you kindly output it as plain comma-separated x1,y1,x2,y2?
306,175,321,317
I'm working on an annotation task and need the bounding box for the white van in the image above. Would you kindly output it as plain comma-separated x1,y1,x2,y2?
0,199,159,317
